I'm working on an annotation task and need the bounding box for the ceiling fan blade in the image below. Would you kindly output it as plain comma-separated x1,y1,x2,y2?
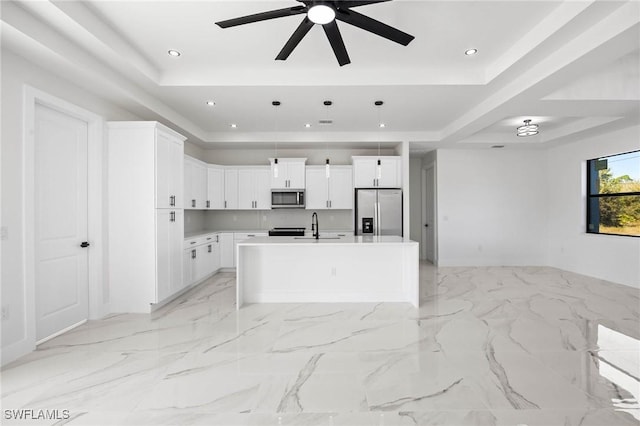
340,1,392,8
216,6,306,28
336,8,414,46
323,21,351,66
276,17,315,61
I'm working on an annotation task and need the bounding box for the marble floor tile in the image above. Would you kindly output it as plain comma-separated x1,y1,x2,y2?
2,265,639,425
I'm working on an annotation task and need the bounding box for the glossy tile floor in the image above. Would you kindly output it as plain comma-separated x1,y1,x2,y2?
2,264,639,425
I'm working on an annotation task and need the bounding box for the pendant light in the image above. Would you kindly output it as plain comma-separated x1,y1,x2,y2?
517,119,538,137
272,101,281,178
324,101,332,178
375,101,384,180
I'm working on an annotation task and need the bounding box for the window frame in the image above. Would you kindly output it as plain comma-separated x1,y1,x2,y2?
586,150,640,238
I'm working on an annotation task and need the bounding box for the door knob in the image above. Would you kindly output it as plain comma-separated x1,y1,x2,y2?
80,241,90,248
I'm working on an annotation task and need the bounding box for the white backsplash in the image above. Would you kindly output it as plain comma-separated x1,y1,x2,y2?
201,209,353,232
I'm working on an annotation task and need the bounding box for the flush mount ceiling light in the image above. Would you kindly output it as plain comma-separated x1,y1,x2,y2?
167,49,181,57
517,119,539,137
465,48,478,56
215,0,414,67
308,4,335,24
230,123,237,128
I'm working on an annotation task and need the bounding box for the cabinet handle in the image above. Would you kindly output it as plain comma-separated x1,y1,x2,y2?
216,235,219,243
329,200,332,208
208,245,212,253
206,200,210,208
170,211,175,222
191,249,196,259
190,241,196,245
224,200,227,208
170,195,175,206
247,234,255,237
191,199,196,208
206,237,212,240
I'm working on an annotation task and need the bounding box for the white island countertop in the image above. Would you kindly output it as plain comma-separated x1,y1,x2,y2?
238,235,416,246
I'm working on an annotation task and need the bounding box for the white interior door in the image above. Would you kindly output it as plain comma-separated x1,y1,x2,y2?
423,166,436,263
35,104,89,342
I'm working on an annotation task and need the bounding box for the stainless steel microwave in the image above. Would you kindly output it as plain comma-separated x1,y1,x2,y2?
271,189,305,209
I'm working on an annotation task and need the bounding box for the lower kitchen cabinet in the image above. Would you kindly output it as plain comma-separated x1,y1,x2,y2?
183,233,223,288
219,233,234,268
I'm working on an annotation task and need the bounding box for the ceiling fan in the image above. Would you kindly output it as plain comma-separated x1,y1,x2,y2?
215,0,414,66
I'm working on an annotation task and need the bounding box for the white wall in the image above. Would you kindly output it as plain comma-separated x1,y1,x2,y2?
409,157,422,244
1,49,140,364
546,126,640,288
436,149,548,266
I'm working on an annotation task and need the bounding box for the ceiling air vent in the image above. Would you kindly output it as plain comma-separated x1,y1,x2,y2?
318,119,333,125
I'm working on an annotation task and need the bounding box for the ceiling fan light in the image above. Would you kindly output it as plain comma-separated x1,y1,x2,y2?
308,5,335,25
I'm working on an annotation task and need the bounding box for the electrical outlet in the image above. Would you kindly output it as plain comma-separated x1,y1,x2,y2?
1,306,9,321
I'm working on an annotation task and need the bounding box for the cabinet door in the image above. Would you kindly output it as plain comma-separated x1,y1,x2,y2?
224,168,238,209
254,167,272,209
194,162,207,209
207,166,225,209
237,168,255,209
305,167,329,209
155,134,171,209
184,158,195,209
287,162,306,189
219,233,234,268
329,167,353,209
155,210,171,302
353,159,377,188
169,210,184,293
183,248,195,288
211,237,221,273
378,158,401,187
168,137,184,208
193,244,209,283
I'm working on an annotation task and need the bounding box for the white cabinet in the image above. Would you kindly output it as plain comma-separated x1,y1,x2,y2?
156,209,184,302
207,165,225,210
352,156,402,188
183,233,221,288
185,155,207,209
238,167,271,210
270,158,306,189
108,121,186,313
219,233,234,268
156,132,184,208
224,168,239,209
305,165,353,209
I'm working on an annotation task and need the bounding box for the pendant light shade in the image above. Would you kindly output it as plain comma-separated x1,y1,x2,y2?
517,119,538,137
273,157,279,178
325,158,331,178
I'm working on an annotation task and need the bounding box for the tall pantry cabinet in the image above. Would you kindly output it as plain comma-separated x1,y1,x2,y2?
108,122,186,313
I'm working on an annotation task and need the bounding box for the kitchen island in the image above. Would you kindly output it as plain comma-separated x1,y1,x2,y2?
236,235,419,309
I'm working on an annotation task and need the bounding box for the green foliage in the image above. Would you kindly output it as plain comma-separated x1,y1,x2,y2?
597,169,640,228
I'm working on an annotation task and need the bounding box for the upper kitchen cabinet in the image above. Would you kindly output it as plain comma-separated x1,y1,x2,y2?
224,168,239,209
352,156,402,188
184,155,207,209
238,166,271,210
305,165,353,209
207,165,225,209
270,158,306,189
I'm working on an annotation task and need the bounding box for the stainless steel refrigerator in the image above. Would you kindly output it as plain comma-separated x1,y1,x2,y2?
355,188,403,236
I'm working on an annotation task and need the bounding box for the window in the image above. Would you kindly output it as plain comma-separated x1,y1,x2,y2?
587,150,640,237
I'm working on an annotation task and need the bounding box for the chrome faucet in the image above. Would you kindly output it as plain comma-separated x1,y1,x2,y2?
311,212,319,240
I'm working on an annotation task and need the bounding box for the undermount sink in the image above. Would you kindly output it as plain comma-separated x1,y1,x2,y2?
293,237,341,240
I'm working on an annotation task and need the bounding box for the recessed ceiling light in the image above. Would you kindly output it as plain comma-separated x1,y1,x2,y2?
230,123,237,128
465,48,478,56
305,123,311,128
167,50,181,57
379,123,386,128
206,101,215,107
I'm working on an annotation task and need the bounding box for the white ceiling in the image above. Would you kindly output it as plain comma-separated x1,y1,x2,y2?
2,0,639,153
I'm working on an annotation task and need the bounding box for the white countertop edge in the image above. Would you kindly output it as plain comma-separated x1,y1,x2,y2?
237,236,417,246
